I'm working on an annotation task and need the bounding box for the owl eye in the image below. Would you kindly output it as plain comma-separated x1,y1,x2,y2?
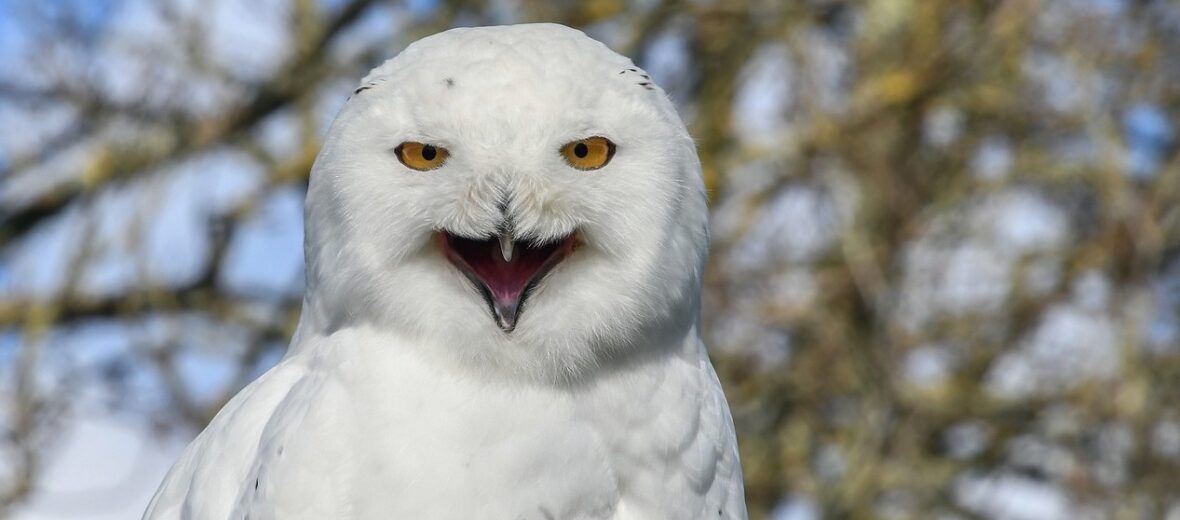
560,137,615,170
395,142,449,171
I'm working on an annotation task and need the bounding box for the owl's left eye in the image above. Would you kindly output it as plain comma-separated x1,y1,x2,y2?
395,142,449,171
560,137,615,171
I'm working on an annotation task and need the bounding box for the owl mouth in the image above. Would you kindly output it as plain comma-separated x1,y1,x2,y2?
439,231,576,332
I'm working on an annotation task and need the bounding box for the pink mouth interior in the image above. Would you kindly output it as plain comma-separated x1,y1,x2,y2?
441,233,574,306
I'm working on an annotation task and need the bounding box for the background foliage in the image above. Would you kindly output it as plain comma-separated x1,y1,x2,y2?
1,0,1179,518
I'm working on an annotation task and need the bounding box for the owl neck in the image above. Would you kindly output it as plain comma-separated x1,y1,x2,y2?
285,290,702,386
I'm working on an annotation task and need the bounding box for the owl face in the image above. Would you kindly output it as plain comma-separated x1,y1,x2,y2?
302,24,708,380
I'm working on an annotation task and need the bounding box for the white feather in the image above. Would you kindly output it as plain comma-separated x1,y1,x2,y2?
146,23,746,519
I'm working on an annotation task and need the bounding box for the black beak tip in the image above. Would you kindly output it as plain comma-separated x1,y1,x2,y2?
493,300,520,333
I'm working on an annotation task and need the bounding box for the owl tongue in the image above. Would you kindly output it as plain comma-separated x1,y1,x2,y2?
441,232,574,332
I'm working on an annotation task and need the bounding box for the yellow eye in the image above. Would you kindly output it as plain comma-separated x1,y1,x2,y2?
560,137,615,171
395,142,448,171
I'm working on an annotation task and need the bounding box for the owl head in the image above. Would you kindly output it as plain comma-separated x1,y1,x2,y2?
301,24,708,381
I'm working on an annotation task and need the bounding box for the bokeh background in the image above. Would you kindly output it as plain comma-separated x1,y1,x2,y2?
1,0,1179,518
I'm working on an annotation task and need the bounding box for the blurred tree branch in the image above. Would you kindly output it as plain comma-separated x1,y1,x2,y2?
0,0,379,247
2,0,1180,518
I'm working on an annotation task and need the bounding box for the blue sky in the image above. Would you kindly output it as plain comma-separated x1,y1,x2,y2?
1,0,1177,518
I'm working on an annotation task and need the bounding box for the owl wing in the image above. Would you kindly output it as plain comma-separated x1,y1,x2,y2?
604,338,748,520
143,346,355,520
697,349,748,520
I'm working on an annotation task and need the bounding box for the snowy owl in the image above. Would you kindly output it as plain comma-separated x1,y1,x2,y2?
146,23,746,520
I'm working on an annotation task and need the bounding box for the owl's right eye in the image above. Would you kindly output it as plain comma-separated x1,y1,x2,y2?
395,142,449,171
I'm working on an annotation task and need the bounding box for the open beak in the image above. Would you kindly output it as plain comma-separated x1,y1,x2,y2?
439,231,576,332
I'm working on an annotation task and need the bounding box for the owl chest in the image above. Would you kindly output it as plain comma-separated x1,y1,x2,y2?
281,357,706,519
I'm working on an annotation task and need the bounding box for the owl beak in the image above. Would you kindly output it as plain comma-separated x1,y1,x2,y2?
439,231,576,332
491,296,521,332
499,234,515,262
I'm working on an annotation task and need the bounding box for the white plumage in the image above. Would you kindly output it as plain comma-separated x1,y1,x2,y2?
145,23,746,519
